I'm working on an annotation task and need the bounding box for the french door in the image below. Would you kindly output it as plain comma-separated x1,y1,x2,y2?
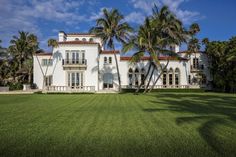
67,72,84,88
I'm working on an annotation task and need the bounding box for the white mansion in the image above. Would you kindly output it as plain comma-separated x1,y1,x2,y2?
33,31,211,92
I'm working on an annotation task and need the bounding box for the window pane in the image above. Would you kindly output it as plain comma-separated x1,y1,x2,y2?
169,74,173,85
72,73,75,86
68,73,70,86
81,73,83,86
163,74,166,85
76,73,80,86
109,57,112,63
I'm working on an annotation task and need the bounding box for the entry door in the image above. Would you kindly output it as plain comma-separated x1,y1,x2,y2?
103,73,113,89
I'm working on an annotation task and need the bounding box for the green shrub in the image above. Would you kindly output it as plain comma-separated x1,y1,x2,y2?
8,82,23,91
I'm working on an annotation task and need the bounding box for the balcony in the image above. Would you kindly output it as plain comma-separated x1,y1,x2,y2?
191,65,204,72
62,59,87,69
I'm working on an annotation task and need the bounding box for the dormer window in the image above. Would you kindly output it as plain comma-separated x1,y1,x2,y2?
109,57,112,64
104,57,107,64
82,38,86,41
75,38,79,41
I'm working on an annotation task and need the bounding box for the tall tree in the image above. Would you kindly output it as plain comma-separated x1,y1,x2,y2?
90,8,133,91
42,39,58,89
8,31,39,84
123,5,188,93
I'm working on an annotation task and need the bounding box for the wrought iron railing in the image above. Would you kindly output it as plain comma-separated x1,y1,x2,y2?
62,59,87,65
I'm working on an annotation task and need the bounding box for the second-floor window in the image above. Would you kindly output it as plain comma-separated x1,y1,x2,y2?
65,50,85,64
42,59,53,66
193,58,199,69
104,57,107,64
109,57,112,64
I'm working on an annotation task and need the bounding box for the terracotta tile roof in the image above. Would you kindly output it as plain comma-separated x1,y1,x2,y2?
120,56,188,61
100,50,120,54
58,41,99,45
178,50,205,54
35,53,52,56
66,33,95,36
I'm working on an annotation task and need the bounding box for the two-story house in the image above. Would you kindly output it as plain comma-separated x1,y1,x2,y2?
33,31,211,92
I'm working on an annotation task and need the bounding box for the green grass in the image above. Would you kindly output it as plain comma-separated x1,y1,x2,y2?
0,93,236,157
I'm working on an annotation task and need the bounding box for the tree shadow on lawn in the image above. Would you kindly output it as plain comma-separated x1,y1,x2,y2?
145,93,236,156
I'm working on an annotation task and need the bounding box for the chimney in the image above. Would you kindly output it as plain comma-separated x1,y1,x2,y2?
58,31,66,42
174,45,180,53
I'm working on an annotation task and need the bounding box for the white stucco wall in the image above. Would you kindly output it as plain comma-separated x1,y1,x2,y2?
33,32,211,91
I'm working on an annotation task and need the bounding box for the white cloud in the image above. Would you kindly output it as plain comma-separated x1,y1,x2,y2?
125,12,145,24
128,0,203,24
88,7,112,22
0,0,95,49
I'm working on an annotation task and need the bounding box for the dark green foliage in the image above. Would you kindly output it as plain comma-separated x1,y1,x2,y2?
205,37,236,92
7,82,23,90
0,93,235,157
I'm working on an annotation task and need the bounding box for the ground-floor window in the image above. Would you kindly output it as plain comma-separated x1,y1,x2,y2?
128,68,146,87
201,74,207,85
134,68,139,86
175,68,180,85
169,73,173,85
67,72,84,87
163,73,167,85
45,75,52,86
168,68,173,85
162,68,181,86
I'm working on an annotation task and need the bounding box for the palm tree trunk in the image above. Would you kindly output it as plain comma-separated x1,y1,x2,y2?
113,50,121,92
135,61,152,93
35,54,45,89
143,63,155,93
148,60,170,92
43,55,52,90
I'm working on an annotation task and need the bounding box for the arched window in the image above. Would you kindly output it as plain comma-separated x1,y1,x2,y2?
168,68,173,86
188,75,191,84
175,68,180,86
201,74,207,85
109,57,112,64
82,38,86,41
141,68,145,86
75,38,79,41
163,69,167,86
89,38,94,42
134,68,139,86
128,68,133,86
104,57,107,64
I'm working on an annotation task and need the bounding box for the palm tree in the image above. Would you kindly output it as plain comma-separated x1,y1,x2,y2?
48,39,58,50
202,38,209,46
90,8,133,92
123,6,187,93
147,5,188,92
189,23,200,36
8,31,39,84
122,18,157,93
42,39,58,89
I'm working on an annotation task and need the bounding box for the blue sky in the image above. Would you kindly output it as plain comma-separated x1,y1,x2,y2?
1,0,236,51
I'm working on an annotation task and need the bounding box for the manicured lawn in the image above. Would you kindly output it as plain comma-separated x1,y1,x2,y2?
0,93,236,157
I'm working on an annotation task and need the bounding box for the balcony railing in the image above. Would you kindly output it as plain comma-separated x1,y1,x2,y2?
45,86,95,93
191,65,204,72
62,59,87,66
121,85,201,89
